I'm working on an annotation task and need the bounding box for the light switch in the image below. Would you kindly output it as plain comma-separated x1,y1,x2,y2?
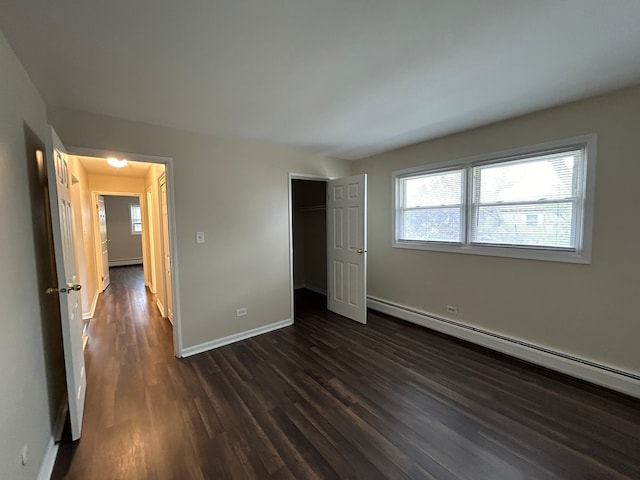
195,231,205,244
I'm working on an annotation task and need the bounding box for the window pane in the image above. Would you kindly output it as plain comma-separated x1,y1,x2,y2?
472,202,574,248
401,207,462,243
130,205,141,222
473,150,581,204
404,170,463,208
130,205,142,234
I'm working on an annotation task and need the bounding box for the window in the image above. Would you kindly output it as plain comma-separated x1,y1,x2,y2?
130,204,142,234
393,135,596,263
397,168,465,243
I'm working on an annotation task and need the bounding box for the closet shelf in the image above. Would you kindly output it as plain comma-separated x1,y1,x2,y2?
296,205,326,211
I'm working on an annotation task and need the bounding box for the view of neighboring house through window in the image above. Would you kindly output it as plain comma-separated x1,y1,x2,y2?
399,169,464,243
470,150,582,249
130,203,142,234
393,135,596,263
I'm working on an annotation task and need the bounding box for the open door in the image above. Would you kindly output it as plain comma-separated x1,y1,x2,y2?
97,195,110,290
327,174,367,324
146,187,157,293
160,174,174,323
46,126,86,440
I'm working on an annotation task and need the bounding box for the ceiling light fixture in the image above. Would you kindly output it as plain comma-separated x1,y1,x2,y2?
106,157,128,168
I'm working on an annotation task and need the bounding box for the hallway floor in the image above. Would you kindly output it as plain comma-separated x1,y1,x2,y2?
52,266,176,478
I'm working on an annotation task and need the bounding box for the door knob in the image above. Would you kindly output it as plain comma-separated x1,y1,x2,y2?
45,284,81,294
357,249,367,254
46,286,67,294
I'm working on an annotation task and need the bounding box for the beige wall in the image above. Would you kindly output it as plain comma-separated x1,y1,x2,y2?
0,30,59,480
88,173,145,194
144,163,166,308
47,107,351,349
69,157,97,317
353,85,640,376
87,174,146,291
103,195,143,264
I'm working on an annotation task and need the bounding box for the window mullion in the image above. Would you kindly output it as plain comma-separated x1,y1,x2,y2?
464,165,473,246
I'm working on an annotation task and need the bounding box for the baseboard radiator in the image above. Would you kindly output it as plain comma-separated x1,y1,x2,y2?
108,258,143,267
367,296,640,399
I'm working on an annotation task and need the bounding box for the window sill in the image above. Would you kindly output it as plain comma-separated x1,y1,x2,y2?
392,240,591,264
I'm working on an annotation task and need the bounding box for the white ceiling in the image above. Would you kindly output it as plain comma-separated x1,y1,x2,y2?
75,155,151,178
2,1,640,159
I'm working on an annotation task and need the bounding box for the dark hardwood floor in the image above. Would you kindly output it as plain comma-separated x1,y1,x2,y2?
52,266,640,479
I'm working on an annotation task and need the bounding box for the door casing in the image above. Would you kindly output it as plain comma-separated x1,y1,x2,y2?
288,173,368,324
288,173,331,321
158,173,173,323
95,194,111,291
66,146,184,357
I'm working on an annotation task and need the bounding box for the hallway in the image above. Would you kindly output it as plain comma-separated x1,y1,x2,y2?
52,266,186,478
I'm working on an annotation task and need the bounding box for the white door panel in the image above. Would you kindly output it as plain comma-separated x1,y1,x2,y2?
46,126,86,440
97,195,110,290
327,174,367,324
146,188,156,292
160,176,173,323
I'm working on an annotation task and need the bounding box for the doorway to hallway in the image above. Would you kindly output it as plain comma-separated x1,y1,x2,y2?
51,264,175,478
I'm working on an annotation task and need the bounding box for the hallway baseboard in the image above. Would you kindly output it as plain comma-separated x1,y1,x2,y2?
82,291,99,321
108,258,143,267
156,299,166,318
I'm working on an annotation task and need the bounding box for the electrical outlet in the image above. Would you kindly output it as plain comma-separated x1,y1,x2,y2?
446,305,458,315
236,308,247,317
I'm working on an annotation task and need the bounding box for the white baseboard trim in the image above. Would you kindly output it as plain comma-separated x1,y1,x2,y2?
52,397,68,442
37,398,67,480
304,285,327,296
37,438,59,480
82,291,99,320
181,319,293,358
368,296,640,399
108,258,143,267
147,282,156,294
156,299,166,318
294,284,327,296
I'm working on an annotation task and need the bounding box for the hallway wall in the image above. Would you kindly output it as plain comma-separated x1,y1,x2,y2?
145,163,167,313
104,195,143,266
69,157,97,318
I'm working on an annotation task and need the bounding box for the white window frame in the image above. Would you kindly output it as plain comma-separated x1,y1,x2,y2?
392,134,597,264
129,203,142,235
396,166,466,244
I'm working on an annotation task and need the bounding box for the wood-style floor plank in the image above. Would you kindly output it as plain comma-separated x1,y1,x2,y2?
52,266,640,479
